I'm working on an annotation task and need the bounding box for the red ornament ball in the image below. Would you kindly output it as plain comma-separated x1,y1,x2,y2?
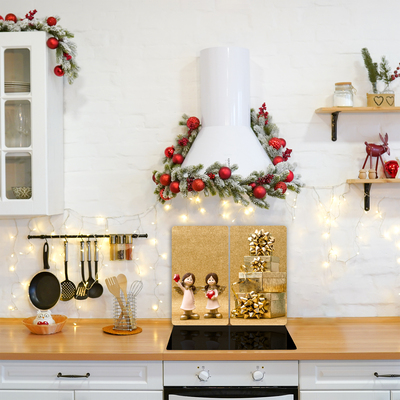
169,181,181,194
192,179,205,192
63,52,72,61
253,186,267,199
152,174,158,184
164,146,175,158
249,182,256,188
46,37,59,49
268,137,282,150
172,154,184,164
385,160,399,178
54,65,64,77
0,16,4,21
187,116,200,131
273,156,283,165
219,167,232,180
274,182,287,194
5,13,17,23
280,138,286,148
159,174,171,186
47,16,57,26
285,171,294,182
159,189,171,201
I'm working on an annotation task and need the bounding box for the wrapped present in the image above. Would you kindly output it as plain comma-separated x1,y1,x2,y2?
243,256,280,272
238,272,263,292
263,292,286,319
262,272,286,293
248,229,275,256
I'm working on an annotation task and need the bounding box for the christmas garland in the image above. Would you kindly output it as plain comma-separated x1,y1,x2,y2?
152,103,304,209
0,11,78,84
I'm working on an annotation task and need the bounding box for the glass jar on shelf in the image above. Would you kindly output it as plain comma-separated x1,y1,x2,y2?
333,82,355,107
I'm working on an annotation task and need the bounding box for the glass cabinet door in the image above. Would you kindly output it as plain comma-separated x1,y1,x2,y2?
4,48,30,93
5,100,31,148
5,153,32,199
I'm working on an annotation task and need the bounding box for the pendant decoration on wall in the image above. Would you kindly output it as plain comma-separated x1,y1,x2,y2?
0,10,79,84
152,104,304,209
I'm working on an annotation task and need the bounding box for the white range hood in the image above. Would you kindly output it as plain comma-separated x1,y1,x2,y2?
181,46,272,177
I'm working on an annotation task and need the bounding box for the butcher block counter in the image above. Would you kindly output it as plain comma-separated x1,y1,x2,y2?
1,317,400,361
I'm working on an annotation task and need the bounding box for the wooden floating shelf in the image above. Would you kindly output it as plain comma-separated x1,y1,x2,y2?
315,107,400,141
346,178,400,211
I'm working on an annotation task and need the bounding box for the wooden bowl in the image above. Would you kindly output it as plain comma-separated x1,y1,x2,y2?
22,315,67,335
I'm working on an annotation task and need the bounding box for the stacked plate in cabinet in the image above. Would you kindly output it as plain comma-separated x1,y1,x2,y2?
5,81,30,93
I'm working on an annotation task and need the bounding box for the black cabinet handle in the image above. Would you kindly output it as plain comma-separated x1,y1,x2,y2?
57,372,90,378
374,372,400,378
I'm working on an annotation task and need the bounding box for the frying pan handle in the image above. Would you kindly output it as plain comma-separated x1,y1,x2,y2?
43,242,50,270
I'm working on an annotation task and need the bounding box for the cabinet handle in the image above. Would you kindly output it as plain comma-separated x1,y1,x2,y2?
57,372,90,378
374,372,400,378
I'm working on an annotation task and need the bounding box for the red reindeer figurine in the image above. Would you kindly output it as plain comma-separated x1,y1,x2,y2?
362,133,390,178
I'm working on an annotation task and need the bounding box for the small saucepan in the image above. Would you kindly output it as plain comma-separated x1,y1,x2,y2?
28,242,61,310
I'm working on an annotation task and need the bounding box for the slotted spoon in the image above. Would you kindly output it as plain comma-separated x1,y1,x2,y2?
60,241,76,301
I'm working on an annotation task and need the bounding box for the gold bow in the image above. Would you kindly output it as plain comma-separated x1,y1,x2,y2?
248,229,275,256
230,291,269,319
250,256,268,272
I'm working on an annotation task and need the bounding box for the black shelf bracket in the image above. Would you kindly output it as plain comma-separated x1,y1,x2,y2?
364,183,372,211
331,111,341,141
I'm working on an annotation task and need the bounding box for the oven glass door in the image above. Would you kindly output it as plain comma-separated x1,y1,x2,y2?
165,387,298,400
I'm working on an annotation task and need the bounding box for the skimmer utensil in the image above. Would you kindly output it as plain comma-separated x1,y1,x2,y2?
88,239,103,298
60,240,76,301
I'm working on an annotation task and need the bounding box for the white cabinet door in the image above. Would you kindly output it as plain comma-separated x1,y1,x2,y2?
391,391,400,400
0,391,73,400
300,391,390,400
76,390,163,400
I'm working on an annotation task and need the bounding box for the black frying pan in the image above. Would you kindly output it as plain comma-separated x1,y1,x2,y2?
28,242,61,310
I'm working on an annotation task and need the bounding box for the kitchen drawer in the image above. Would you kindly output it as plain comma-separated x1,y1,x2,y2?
300,360,400,390
300,391,389,400
0,391,74,400
76,390,163,400
164,360,298,386
0,360,162,390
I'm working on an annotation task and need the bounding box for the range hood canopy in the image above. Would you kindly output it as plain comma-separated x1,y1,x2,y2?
182,46,272,177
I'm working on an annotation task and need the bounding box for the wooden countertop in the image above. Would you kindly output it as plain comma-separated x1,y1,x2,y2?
1,317,400,361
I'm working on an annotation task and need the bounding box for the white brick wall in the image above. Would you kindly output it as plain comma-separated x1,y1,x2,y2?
1,0,400,319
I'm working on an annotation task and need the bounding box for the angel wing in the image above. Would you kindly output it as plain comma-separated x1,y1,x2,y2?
218,286,227,295
173,286,183,295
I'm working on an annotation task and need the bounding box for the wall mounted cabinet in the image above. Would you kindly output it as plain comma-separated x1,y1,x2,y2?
0,32,63,216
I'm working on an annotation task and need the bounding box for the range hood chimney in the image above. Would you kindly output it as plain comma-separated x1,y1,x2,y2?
182,47,272,176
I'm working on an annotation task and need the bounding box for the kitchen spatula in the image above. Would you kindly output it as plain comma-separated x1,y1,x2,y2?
105,276,130,326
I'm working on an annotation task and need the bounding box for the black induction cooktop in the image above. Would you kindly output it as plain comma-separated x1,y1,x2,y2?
166,325,296,351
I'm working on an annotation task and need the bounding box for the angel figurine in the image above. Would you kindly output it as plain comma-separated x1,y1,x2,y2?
173,272,200,320
203,272,225,318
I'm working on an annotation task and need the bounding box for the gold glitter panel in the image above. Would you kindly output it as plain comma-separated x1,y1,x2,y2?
171,226,229,326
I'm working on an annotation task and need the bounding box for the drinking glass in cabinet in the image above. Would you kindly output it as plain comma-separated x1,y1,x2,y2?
4,48,30,93
5,153,32,199
5,100,31,148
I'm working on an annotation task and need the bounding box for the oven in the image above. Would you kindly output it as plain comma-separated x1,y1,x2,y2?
165,326,298,400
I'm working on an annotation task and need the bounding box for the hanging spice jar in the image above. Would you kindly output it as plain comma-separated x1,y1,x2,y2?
125,235,133,260
117,234,125,260
109,234,117,261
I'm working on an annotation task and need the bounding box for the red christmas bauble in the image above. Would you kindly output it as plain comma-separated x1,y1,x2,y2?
47,16,57,26
192,179,205,192
219,167,231,180
54,65,64,77
152,174,158,184
0,16,4,21
385,160,399,178
164,146,175,158
46,37,59,49
63,52,72,61
159,174,171,186
5,13,17,23
280,138,286,148
285,170,294,182
169,181,180,193
253,186,267,199
268,137,282,150
249,182,256,188
273,156,283,165
172,154,184,164
159,189,171,201
187,116,200,131
274,182,287,194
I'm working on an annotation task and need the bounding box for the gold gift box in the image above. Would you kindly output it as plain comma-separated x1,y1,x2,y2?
243,256,280,272
238,271,286,293
234,292,286,319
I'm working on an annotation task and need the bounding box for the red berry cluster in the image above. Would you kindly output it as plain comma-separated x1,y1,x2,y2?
178,138,188,146
256,174,274,185
187,177,194,192
24,9,37,20
391,64,400,81
258,102,269,125
207,173,215,180
282,148,292,161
